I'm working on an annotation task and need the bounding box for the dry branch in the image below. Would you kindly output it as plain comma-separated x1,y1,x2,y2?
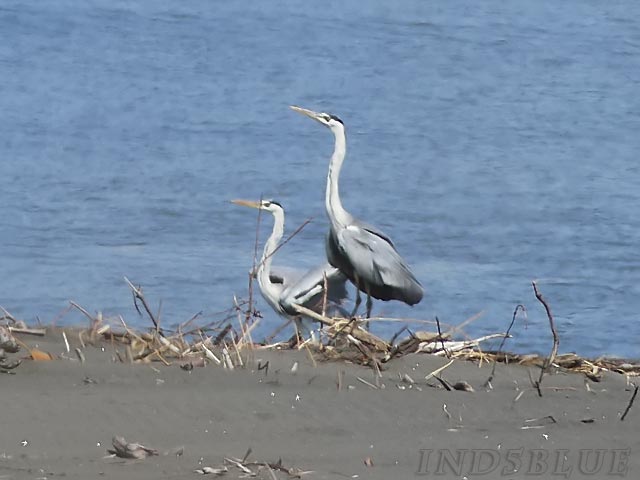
621,385,639,422
124,277,162,333
533,281,560,396
484,304,526,388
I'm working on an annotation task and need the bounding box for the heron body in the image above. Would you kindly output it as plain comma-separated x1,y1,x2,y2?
232,199,349,334
290,106,424,317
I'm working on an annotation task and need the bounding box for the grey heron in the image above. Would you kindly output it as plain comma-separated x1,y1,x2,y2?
290,106,424,318
232,199,349,336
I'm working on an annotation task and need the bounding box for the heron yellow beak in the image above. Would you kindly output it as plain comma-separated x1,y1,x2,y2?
231,199,261,209
290,105,325,124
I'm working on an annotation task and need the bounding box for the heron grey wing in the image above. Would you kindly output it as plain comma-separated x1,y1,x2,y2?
268,265,306,290
337,225,423,305
309,263,349,304
279,263,349,315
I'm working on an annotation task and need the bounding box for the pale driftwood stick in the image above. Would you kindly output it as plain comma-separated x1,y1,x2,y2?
533,281,559,396
421,333,507,355
123,277,161,333
484,304,527,388
356,376,378,389
621,385,639,421
69,301,97,323
0,305,18,324
8,326,47,336
336,369,344,391
425,359,455,381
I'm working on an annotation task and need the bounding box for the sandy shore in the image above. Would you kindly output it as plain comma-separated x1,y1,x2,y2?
1,329,638,479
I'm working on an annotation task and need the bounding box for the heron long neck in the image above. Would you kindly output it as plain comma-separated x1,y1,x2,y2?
257,208,285,309
326,126,350,229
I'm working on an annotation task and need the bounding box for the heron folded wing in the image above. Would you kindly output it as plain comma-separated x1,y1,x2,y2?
337,225,423,305
279,263,349,315
269,265,305,289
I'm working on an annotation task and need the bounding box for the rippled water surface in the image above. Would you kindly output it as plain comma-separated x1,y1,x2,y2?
2,0,639,357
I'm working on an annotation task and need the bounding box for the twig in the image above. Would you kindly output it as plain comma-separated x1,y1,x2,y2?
425,359,455,381
435,316,449,358
434,375,452,391
533,281,559,396
321,271,328,318
388,325,408,346
265,319,293,344
246,195,263,324
356,376,378,389
123,277,162,334
258,218,313,269
484,304,526,387
178,311,203,334
69,301,97,324
621,385,639,421
445,310,485,337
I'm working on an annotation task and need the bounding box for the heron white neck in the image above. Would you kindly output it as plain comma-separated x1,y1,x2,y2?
257,207,285,307
326,126,350,229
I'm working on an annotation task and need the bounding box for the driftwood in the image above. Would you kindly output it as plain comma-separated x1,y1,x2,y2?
196,448,312,477
107,435,159,459
0,326,21,372
0,326,20,353
8,326,46,336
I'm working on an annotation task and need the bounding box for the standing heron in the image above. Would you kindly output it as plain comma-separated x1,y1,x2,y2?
232,199,349,336
290,106,424,318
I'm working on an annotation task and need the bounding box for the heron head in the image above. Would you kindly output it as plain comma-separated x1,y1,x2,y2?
290,105,344,131
231,199,283,213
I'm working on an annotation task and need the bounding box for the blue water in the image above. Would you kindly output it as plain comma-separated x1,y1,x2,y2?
1,0,639,358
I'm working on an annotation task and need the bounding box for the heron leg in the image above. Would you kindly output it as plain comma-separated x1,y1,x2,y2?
293,316,313,343
365,294,373,319
351,290,362,318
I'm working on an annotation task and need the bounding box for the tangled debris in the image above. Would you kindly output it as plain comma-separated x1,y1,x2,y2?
0,325,21,372
2,279,639,386
195,448,312,478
